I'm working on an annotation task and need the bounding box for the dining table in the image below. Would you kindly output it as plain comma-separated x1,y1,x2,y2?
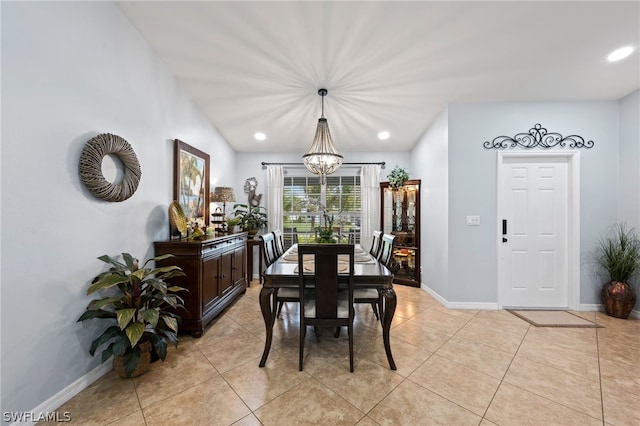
259,243,397,370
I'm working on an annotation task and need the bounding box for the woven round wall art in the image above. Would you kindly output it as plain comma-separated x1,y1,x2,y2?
79,133,142,202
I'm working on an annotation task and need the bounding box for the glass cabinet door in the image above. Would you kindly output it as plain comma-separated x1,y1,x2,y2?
380,180,421,287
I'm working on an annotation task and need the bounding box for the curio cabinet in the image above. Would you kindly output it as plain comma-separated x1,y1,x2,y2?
380,179,421,287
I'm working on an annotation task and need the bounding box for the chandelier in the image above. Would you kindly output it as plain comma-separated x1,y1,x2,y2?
302,88,343,185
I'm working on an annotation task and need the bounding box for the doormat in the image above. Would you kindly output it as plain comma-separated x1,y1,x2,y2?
508,310,603,328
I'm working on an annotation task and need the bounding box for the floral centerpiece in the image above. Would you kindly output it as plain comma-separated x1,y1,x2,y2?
308,199,339,243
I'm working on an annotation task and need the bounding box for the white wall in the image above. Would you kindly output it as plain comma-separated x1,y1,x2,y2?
410,108,449,297
1,2,236,416
446,101,619,305
618,90,640,229
618,89,640,299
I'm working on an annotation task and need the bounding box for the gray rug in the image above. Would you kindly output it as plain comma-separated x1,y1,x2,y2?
508,310,603,328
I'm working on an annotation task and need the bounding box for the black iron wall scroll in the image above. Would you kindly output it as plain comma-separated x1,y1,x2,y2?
483,123,594,150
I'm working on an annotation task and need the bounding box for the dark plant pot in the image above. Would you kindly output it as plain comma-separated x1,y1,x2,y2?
248,229,258,238
601,281,637,319
113,341,152,378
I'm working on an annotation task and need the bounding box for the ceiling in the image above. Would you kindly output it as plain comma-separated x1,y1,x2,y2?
117,1,639,154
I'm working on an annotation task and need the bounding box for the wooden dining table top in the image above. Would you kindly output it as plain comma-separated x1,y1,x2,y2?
262,244,394,288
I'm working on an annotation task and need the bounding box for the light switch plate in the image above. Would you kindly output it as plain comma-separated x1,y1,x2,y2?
466,215,480,226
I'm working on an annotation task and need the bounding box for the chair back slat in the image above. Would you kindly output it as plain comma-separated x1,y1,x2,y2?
272,229,285,257
378,233,396,267
369,230,383,258
260,233,278,267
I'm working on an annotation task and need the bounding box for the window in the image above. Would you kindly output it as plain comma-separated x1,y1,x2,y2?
283,175,361,248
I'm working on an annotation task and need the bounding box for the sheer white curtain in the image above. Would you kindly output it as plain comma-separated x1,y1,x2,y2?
360,165,382,251
266,165,284,233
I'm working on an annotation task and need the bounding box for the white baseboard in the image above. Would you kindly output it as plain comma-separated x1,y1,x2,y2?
419,284,640,317
420,283,499,310
13,362,112,426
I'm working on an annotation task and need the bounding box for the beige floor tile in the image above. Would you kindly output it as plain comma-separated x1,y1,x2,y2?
392,318,454,353
357,334,432,377
108,410,146,426
504,356,602,419
602,385,640,426
142,375,250,425
476,309,531,336
409,354,500,416
599,357,640,396
435,336,514,379
455,319,524,354
516,333,600,378
355,416,382,426
198,329,266,373
194,314,248,345
595,312,640,331
222,351,310,411
133,343,219,408
409,305,476,334
485,382,602,426
231,413,263,426
40,371,140,425
312,357,405,413
526,324,599,350
253,379,364,426
368,380,481,426
47,285,636,426
598,332,640,367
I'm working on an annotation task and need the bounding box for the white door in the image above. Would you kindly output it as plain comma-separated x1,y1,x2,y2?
499,156,569,308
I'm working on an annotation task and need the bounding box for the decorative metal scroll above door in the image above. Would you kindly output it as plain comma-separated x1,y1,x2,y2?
483,123,594,150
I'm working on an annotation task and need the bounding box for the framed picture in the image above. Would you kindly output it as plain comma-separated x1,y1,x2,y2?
174,139,210,225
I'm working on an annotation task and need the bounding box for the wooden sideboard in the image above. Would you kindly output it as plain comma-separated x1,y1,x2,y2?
154,233,248,337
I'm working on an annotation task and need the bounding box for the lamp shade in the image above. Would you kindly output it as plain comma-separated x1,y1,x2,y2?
211,186,236,203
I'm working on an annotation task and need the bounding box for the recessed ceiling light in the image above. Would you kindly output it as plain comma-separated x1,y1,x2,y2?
378,131,390,140
607,46,634,62
254,132,266,141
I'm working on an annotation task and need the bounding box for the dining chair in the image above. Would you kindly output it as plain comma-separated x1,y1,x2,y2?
259,232,278,268
354,230,386,321
272,229,285,257
298,244,355,372
261,232,298,318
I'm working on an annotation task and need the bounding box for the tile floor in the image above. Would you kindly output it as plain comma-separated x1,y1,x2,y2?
45,282,640,425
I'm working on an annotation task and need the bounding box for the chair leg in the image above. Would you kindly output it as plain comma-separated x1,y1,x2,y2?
370,303,380,320
276,301,284,318
348,322,354,373
334,327,341,338
299,324,305,371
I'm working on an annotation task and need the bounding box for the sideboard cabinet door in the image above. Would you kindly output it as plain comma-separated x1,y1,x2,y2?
154,233,248,337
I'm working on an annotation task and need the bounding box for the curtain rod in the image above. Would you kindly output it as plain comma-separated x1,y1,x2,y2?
261,161,385,169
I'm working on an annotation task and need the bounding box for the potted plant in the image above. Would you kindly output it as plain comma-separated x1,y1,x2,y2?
225,216,242,233
596,223,640,319
78,253,187,377
387,165,409,189
233,203,268,237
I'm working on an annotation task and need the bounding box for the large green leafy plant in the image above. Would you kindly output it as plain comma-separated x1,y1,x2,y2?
78,253,186,377
233,204,268,232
